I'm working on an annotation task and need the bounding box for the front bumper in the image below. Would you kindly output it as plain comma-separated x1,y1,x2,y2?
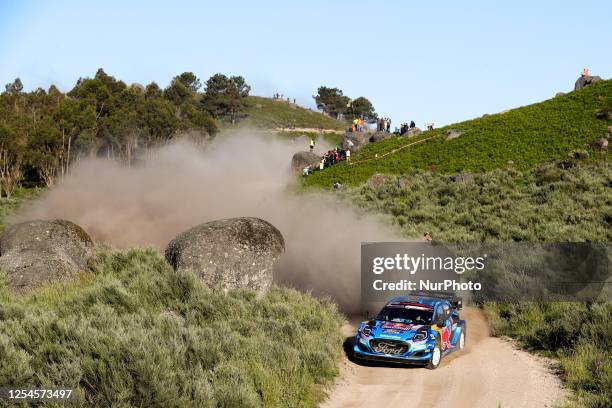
353,336,433,364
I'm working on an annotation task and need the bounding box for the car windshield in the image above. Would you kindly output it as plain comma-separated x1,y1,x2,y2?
376,307,433,325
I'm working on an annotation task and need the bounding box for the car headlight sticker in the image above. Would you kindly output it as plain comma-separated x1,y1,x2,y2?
413,328,428,341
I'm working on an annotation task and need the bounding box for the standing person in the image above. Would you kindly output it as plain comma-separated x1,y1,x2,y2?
410,120,416,129
309,138,315,152
346,149,351,162
319,158,325,171
386,119,391,132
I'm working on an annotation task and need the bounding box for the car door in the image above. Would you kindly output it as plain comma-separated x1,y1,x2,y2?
434,304,452,351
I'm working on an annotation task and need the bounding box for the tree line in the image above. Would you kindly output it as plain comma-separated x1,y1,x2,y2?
314,86,377,121
0,69,250,197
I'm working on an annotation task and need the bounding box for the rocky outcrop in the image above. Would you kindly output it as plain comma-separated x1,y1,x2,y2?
291,151,320,171
402,127,422,137
592,138,609,149
0,219,94,294
445,130,463,140
367,174,391,190
165,217,285,294
574,75,602,91
369,131,393,143
450,173,474,183
342,132,369,151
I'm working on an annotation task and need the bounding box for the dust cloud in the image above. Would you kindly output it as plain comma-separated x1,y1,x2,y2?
17,133,402,311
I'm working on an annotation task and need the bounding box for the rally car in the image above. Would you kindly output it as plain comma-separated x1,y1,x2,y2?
354,292,466,369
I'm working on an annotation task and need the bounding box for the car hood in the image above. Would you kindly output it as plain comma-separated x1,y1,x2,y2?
368,320,429,341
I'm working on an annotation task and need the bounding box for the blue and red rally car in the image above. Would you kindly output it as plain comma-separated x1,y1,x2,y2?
354,292,466,369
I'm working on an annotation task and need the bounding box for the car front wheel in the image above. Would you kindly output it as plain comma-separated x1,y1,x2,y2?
426,338,442,369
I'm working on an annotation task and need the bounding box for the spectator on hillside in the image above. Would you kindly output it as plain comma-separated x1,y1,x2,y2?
346,149,351,162
410,120,416,128
582,68,590,77
386,119,391,132
424,232,433,242
427,123,434,131
302,165,311,176
310,138,315,152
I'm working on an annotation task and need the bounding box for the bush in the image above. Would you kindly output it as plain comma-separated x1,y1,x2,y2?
0,247,344,407
338,160,612,243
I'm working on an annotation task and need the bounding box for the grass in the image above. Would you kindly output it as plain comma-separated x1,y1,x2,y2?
0,247,345,407
0,187,42,232
304,79,612,188
239,96,347,131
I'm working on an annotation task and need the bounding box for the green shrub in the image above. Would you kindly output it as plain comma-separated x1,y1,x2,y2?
0,248,344,407
337,160,611,243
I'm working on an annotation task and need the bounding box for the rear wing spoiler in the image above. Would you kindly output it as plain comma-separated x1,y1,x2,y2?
409,290,463,310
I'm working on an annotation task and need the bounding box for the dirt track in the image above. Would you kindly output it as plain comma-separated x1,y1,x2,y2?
322,307,565,408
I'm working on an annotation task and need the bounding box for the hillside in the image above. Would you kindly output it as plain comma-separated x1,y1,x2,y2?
305,79,612,187
239,96,347,132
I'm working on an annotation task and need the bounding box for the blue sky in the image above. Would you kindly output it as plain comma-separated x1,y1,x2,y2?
1,0,611,126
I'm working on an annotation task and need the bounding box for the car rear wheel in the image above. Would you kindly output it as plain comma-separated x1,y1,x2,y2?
458,324,466,350
426,338,442,369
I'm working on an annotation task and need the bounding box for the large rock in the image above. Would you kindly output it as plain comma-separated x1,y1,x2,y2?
165,217,285,294
0,219,94,294
291,151,320,171
342,131,369,151
445,129,463,140
369,131,393,143
574,75,602,91
403,127,422,137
